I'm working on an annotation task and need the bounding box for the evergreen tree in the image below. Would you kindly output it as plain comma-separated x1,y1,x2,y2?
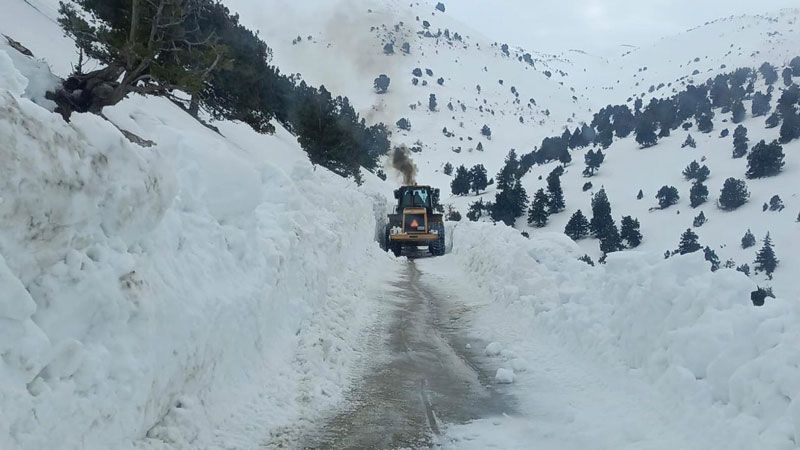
564,210,590,240
373,74,391,94
396,118,412,130
450,165,471,195
589,188,614,237
558,146,572,165
466,199,488,221
620,216,642,248
693,211,707,227
704,246,720,271
746,140,785,178
469,164,489,194
718,178,749,210
731,100,746,123
677,229,702,254
491,152,527,226
53,0,227,119
546,168,566,213
527,189,550,227
765,112,781,128
446,207,462,222
656,185,680,209
751,91,771,117
754,232,778,279
681,134,697,148
598,221,624,254
741,229,756,249
732,125,749,158
481,124,492,139
637,189,644,200
782,67,793,86
612,105,636,138
635,113,658,148
769,195,784,211
578,255,595,266
759,62,778,85
429,94,437,111
443,162,453,176
737,264,751,276
696,111,714,133
690,181,709,208
583,149,605,177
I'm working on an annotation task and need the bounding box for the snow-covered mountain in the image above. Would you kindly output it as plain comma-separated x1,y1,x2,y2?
1,0,799,449
231,0,800,298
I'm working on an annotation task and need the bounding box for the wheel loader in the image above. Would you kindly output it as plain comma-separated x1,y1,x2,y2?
385,185,445,257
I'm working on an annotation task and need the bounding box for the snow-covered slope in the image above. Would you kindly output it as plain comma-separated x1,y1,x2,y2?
0,8,396,449
233,0,800,297
421,222,800,449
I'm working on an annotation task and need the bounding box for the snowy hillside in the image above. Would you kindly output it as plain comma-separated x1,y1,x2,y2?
2,0,800,448
0,4,396,448
234,0,800,298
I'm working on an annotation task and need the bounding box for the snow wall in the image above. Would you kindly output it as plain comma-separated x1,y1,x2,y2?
444,221,800,449
0,48,391,450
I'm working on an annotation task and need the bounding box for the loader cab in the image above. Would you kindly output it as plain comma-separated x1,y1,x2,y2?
396,187,433,212
394,186,438,214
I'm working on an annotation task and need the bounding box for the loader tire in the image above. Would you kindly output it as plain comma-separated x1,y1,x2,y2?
429,223,445,256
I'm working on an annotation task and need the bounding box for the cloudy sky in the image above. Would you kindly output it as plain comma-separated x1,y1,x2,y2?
446,0,798,54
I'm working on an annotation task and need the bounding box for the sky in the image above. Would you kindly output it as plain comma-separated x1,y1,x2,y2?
446,0,799,55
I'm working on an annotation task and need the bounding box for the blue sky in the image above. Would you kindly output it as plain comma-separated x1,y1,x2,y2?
446,0,798,54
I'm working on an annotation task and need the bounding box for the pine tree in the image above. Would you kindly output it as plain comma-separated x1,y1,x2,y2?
741,229,756,249
732,125,749,158
598,221,624,254
690,181,709,208
637,189,644,200
681,134,697,148
527,189,550,227
759,62,778,85
620,216,642,248
578,255,595,266
682,160,710,182
693,211,707,227
751,91,771,117
656,185,680,209
635,114,658,148
450,165,471,195
469,164,489,194
589,188,614,237
373,74,391,94
737,264,751,276
564,210,590,240
765,112,781,129
481,124,492,139
546,168,566,213
429,94,437,111
718,178,749,210
746,140,785,178
466,199,487,221
769,195,784,211
704,246,720,271
558,146,572,165
754,232,778,279
731,100,746,123
677,228,702,254
583,149,605,177
443,162,453,176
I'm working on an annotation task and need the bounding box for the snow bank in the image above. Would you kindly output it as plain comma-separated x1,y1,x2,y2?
0,51,392,449
442,222,800,448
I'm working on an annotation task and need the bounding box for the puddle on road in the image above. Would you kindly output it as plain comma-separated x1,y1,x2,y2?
299,261,515,450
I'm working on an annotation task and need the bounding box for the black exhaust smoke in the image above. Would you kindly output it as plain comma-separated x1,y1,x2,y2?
391,146,417,186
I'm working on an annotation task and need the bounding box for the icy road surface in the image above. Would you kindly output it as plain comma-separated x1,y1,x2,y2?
299,260,515,449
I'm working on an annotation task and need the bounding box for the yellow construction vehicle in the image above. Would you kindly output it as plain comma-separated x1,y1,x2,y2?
384,185,445,257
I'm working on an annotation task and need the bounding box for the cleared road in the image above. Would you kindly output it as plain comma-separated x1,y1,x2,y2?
301,260,514,449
